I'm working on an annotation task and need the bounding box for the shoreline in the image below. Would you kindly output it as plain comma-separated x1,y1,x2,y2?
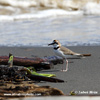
0,46,100,96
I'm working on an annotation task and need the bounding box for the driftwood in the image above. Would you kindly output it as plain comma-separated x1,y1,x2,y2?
82,54,91,56
20,68,64,83
0,56,64,70
27,74,64,83
0,66,64,83
0,81,64,99
43,56,64,65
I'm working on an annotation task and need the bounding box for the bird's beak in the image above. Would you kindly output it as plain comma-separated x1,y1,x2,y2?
48,42,54,46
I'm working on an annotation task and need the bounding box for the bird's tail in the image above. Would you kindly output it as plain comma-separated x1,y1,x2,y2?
75,53,91,57
75,53,83,57
67,53,91,59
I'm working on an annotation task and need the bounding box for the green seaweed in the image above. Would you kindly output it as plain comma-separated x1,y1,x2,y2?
26,67,56,77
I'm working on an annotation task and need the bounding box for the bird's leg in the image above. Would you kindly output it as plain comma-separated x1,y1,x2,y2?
61,66,63,71
62,59,68,72
60,58,64,71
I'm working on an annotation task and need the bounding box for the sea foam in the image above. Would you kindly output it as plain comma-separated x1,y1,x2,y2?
82,2,100,15
0,0,100,21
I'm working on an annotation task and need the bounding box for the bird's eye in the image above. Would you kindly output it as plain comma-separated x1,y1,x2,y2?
53,40,56,42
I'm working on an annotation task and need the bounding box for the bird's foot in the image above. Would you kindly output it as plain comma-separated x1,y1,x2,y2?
61,69,68,72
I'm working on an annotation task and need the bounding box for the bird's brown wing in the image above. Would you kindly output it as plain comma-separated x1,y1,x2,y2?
60,46,78,55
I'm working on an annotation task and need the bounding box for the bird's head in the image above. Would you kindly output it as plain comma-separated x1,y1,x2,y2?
48,40,61,47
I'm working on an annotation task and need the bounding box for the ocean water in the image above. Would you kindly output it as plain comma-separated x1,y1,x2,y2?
0,0,100,46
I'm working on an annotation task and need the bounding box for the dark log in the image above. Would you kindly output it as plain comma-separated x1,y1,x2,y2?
0,66,64,83
27,74,64,83
0,56,50,70
20,68,64,82
42,56,64,65
0,56,64,70
82,54,91,56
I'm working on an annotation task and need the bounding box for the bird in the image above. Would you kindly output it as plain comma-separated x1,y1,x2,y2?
48,40,83,72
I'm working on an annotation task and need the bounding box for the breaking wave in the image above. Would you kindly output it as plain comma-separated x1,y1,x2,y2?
0,0,100,21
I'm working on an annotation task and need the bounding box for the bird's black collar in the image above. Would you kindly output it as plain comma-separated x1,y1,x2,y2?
54,47,59,50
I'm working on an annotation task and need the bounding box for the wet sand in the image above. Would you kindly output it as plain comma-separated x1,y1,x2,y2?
0,46,100,95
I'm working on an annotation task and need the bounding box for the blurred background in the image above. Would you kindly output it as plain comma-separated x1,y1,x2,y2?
0,0,100,47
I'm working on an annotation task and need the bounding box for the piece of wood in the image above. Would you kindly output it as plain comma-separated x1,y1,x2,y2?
27,74,64,83
82,54,91,56
0,81,64,99
20,68,64,83
0,66,64,83
43,56,64,65
0,56,64,70
0,56,51,70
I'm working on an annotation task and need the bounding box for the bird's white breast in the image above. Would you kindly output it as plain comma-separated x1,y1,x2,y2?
54,48,65,58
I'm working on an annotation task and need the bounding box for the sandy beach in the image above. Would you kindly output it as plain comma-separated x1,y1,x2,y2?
0,1,100,100
0,46,100,96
